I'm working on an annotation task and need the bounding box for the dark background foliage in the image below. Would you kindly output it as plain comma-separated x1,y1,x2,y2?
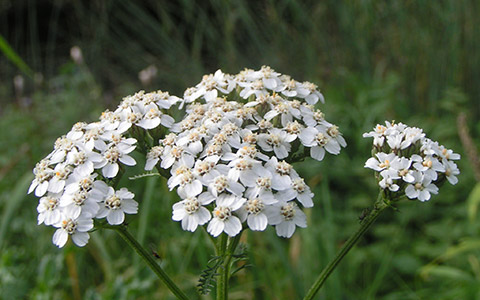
1,1,479,299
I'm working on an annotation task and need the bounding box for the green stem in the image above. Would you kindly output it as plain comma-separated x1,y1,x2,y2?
303,193,389,300
107,225,189,300
216,232,243,300
216,234,228,300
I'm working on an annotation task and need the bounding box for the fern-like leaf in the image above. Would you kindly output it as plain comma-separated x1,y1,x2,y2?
197,256,224,295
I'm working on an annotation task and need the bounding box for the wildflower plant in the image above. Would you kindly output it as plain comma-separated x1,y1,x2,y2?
29,66,460,300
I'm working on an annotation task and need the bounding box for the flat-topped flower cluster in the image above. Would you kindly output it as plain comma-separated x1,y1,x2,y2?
29,66,346,247
363,121,460,201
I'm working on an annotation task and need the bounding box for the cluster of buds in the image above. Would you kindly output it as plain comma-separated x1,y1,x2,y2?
364,121,460,201
29,66,346,247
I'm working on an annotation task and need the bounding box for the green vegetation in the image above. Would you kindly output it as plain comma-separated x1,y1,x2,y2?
1,1,479,299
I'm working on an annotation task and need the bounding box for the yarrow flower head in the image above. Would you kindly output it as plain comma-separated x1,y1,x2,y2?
30,66,346,247
363,121,460,202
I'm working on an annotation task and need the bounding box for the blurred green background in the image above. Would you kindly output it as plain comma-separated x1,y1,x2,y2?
1,0,480,299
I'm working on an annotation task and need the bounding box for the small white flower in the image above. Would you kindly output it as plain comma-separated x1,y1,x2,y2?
301,81,325,104
443,160,460,185
263,99,301,127
28,159,54,197
386,132,404,151
381,156,415,183
412,155,445,181
47,163,73,194
365,152,397,172
145,146,164,170
65,146,95,177
265,201,307,238
81,122,106,151
60,189,100,219
400,127,424,149
52,216,93,248
238,197,276,231
172,193,213,232
66,122,88,140
99,110,122,131
255,66,283,91
226,157,262,184
265,157,298,191
379,175,400,192
193,155,228,185
207,197,245,237
161,145,194,169
176,129,205,155
208,174,245,197
92,138,137,178
136,103,175,129
363,123,388,147
168,165,203,198
241,166,276,199
48,136,76,164
239,79,268,99
276,177,314,207
280,78,308,98
299,127,341,161
257,128,295,159
301,106,326,127
284,121,304,140
405,171,439,202
37,193,62,225
438,146,461,161
96,187,138,225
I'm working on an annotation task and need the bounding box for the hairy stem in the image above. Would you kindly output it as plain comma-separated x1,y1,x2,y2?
216,232,243,300
216,234,228,300
303,193,388,300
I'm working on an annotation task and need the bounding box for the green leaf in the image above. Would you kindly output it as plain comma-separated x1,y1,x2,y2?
0,172,33,249
420,265,474,282
0,34,34,77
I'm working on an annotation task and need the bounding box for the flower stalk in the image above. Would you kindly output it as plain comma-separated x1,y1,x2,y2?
216,234,228,300
216,233,243,300
303,192,388,300
106,224,189,300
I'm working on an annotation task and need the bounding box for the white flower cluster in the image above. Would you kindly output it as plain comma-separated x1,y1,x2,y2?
363,121,460,201
157,66,345,238
29,90,180,247
30,66,346,247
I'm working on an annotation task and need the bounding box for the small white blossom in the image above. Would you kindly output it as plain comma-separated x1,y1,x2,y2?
28,159,54,197
258,128,295,159
299,126,343,161
92,137,137,178
172,193,213,232
266,201,307,238
365,152,397,172
405,171,438,202
37,193,62,225
442,159,460,185
145,146,164,170
96,187,138,225
207,196,245,237
276,177,314,208
52,216,93,248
